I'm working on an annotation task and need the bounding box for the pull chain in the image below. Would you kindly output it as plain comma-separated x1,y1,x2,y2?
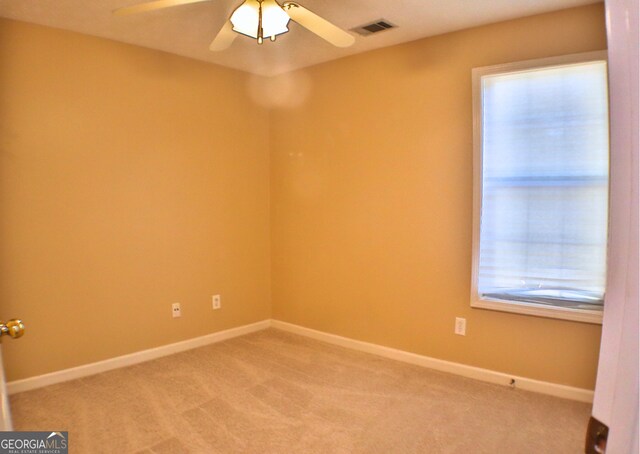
257,0,263,44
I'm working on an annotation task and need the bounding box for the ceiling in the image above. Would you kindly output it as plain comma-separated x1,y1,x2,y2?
0,0,598,76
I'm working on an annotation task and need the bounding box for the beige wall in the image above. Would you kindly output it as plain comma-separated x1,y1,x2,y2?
0,19,271,381
270,4,606,389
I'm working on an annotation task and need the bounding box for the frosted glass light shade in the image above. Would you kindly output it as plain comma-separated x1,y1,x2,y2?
261,0,290,38
230,0,261,38
230,0,290,40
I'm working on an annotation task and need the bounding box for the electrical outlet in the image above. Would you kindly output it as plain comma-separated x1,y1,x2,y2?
172,302,181,318
455,317,466,336
212,295,221,310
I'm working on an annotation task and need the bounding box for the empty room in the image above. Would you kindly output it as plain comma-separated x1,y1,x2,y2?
0,0,637,453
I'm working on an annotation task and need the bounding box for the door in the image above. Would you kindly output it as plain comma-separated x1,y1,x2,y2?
588,0,639,452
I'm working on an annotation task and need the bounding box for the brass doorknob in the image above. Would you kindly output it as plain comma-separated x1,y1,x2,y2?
0,319,25,339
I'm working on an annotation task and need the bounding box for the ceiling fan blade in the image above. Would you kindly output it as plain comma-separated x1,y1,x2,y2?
282,2,354,48
113,0,212,16
210,21,238,51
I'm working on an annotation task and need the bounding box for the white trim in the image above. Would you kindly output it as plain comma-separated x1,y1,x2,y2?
470,50,608,325
471,50,607,78
471,298,604,324
0,350,13,430
8,318,594,403
271,319,594,403
7,320,270,395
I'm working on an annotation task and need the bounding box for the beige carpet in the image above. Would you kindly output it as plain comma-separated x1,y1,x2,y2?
10,329,590,453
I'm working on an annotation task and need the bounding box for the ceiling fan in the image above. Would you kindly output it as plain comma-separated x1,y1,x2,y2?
113,0,355,51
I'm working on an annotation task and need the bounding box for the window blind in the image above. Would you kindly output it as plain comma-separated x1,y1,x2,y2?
478,61,609,310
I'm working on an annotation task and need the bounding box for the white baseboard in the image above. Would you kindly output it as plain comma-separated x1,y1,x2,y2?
7,320,271,395
270,320,594,403
8,318,594,403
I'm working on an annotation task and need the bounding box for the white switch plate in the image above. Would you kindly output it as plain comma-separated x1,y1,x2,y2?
172,302,181,318
455,317,466,336
212,295,221,310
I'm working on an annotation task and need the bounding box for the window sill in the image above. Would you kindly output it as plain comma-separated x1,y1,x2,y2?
471,297,603,324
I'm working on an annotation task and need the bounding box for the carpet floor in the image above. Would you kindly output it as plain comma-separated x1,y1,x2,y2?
10,328,590,453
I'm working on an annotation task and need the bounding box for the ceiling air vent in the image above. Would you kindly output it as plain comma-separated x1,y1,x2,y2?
352,19,396,36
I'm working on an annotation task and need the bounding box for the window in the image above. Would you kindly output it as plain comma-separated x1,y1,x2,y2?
471,52,609,323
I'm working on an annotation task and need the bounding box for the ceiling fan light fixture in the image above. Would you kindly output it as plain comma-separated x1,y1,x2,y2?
230,0,290,43
113,0,355,51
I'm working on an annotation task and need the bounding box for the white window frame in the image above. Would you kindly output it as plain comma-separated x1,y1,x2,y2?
471,51,608,324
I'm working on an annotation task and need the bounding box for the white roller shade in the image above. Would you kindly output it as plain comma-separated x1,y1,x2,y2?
477,60,609,310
